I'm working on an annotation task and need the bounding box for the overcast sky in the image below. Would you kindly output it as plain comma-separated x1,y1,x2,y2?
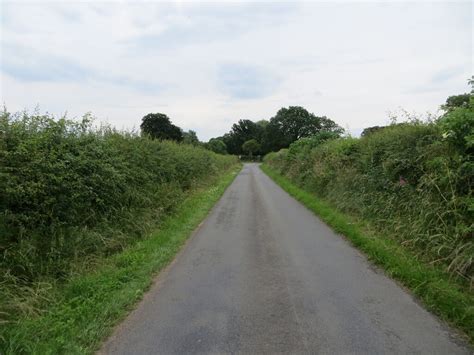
1,1,472,140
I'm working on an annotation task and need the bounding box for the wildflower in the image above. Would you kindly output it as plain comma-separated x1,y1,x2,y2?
399,176,407,186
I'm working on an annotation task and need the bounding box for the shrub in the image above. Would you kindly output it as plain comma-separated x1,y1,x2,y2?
265,112,473,282
0,110,237,320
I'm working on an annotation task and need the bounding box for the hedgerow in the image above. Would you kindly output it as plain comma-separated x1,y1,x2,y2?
264,99,473,284
0,110,237,323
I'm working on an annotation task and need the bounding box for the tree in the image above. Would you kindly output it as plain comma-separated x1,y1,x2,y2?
265,106,343,151
320,116,344,134
206,138,227,154
255,120,269,148
242,139,261,157
140,113,183,141
206,106,342,155
260,121,283,154
442,94,472,112
222,119,261,155
182,130,200,146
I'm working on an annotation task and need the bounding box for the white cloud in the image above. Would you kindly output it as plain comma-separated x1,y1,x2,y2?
1,1,472,141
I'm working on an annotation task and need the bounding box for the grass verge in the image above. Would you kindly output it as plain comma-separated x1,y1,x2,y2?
1,165,241,354
260,164,474,344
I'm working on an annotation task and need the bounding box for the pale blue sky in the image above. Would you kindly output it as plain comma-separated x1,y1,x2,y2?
1,1,472,140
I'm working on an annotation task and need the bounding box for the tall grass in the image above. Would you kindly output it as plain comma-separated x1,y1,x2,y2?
264,101,473,284
0,110,237,326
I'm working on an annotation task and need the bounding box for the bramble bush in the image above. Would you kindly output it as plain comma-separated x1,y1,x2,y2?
265,99,473,283
0,110,236,320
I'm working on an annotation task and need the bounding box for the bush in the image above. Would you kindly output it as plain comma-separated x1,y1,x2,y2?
265,111,473,283
0,110,237,319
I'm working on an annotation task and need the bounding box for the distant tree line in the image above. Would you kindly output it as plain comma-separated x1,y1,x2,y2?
140,88,473,157
214,106,343,156
140,106,344,156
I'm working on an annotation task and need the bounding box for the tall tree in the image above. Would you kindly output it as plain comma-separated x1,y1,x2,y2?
242,139,261,157
140,113,183,141
266,106,343,151
223,119,261,155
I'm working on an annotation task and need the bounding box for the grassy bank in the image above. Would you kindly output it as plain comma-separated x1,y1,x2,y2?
1,165,241,354
261,164,473,343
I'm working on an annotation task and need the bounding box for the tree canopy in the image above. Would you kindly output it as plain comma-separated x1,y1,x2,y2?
139,106,344,156
265,106,344,151
242,139,261,157
222,119,263,155
442,94,472,112
213,106,343,156
206,138,227,154
140,113,183,141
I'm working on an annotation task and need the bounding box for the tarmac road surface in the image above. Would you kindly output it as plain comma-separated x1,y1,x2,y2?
101,163,470,354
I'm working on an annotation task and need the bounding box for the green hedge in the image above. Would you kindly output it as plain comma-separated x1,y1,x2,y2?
264,101,473,283
0,111,237,321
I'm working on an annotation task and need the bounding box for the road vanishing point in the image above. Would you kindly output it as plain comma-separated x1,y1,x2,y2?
102,163,470,354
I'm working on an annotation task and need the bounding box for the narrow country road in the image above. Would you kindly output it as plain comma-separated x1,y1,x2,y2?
102,164,469,354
